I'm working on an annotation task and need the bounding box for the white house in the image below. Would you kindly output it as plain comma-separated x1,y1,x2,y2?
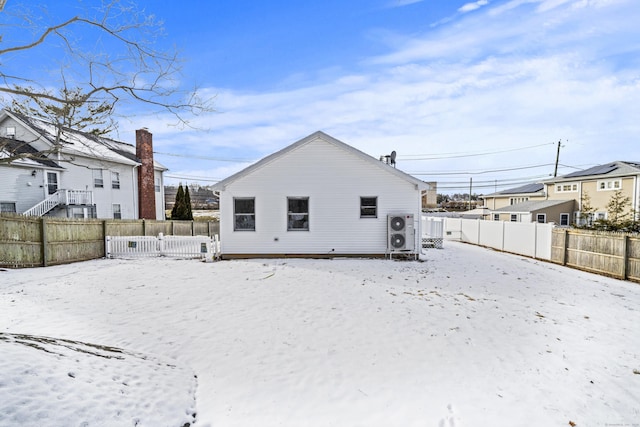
0,109,166,219
212,131,428,258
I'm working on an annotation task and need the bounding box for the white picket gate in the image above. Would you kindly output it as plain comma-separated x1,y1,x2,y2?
421,216,444,249
106,233,221,261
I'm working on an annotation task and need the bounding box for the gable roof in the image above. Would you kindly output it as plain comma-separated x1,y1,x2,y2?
493,199,574,213
0,136,63,169
213,131,427,191
546,161,640,181
1,109,167,170
485,182,544,197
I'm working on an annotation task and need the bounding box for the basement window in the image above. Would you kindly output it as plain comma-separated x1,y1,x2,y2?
287,197,309,231
1,202,17,213
113,204,122,219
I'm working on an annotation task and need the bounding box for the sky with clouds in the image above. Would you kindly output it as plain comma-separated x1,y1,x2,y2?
4,0,640,194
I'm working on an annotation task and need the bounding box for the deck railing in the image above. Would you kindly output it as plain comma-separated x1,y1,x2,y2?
22,190,94,217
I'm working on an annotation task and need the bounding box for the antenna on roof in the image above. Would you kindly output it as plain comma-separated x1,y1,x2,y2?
380,151,397,167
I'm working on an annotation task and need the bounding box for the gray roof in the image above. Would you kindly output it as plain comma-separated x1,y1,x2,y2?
213,131,428,190
493,199,574,213
0,136,62,169
1,109,167,171
548,161,640,181
486,182,544,197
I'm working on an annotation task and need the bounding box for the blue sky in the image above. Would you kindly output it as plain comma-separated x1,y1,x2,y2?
4,0,640,194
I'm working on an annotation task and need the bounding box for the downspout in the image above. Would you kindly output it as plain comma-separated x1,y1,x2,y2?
132,165,139,219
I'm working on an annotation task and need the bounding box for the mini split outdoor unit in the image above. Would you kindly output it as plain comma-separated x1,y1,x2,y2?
387,214,415,252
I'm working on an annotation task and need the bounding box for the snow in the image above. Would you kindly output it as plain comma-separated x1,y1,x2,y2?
1,241,639,427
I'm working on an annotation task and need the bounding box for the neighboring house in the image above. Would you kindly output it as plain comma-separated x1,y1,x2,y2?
212,131,428,258
542,161,640,225
482,182,545,211
422,181,438,209
482,161,640,225
492,199,575,225
0,109,166,219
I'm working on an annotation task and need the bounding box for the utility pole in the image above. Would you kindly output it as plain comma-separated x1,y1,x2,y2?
469,177,473,211
553,140,562,177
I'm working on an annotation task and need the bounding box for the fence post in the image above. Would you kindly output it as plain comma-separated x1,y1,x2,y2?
562,228,569,266
622,235,629,280
41,217,48,267
105,236,112,259
158,232,165,256
142,219,146,236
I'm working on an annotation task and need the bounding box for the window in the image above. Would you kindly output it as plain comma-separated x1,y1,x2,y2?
111,171,120,189
93,169,104,188
556,183,578,193
1,202,16,213
597,179,622,191
288,197,309,231
493,213,500,221
155,178,161,192
46,172,58,195
234,198,255,231
113,204,122,219
360,197,377,218
536,214,546,223
510,214,518,222
560,213,569,226
510,197,528,205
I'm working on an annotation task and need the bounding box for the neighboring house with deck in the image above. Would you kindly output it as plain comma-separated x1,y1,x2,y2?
0,109,166,219
213,131,428,258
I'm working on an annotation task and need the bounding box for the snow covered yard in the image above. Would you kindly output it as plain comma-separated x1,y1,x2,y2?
1,241,639,427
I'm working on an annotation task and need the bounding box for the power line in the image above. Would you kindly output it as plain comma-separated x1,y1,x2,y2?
154,151,253,163
409,163,555,175
397,142,555,160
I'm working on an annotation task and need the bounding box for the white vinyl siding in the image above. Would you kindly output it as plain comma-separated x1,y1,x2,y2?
217,137,422,255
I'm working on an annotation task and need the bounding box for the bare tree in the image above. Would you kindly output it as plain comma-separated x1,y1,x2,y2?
0,0,214,163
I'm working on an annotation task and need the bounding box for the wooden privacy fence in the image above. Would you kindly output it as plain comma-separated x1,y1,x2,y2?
551,228,640,282
0,215,220,268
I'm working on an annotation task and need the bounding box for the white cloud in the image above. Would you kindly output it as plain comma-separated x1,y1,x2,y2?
458,0,489,13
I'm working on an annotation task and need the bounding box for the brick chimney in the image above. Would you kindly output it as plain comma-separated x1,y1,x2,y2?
136,128,156,219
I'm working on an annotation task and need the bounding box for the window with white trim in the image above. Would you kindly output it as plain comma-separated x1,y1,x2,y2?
360,197,377,218
536,214,546,223
1,202,16,213
510,214,518,222
234,198,255,231
510,197,529,205
287,197,309,231
113,204,122,219
597,179,621,191
93,169,104,188
155,178,161,192
560,213,569,226
555,183,578,193
111,171,120,189
493,213,500,221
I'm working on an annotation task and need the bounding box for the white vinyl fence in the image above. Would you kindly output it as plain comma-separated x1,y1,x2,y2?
106,233,221,261
425,216,554,260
